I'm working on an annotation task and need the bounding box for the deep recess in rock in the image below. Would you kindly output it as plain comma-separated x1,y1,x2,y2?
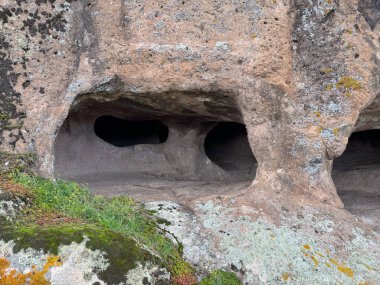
204,122,256,174
334,129,380,171
94,116,169,147
358,0,380,30
333,129,380,232
54,98,257,189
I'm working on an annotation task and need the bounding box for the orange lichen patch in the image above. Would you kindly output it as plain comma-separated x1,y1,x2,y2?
303,252,319,267
325,84,334,91
310,255,319,267
0,258,10,274
325,261,331,268
0,256,62,285
333,128,339,136
317,252,324,257
0,176,33,198
314,111,321,117
282,272,290,281
301,245,320,268
329,258,354,278
358,282,369,285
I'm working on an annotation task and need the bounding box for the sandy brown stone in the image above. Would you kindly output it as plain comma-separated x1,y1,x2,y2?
0,0,379,214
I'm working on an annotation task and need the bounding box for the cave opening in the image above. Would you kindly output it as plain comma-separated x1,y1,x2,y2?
94,116,169,147
204,122,257,175
333,129,380,231
54,98,257,202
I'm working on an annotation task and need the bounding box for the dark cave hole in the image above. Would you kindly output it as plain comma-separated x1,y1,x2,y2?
333,129,380,171
333,129,380,232
94,115,169,147
204,122,257,173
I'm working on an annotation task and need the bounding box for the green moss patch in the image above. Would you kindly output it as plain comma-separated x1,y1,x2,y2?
10,173,193,278
0,222,160,284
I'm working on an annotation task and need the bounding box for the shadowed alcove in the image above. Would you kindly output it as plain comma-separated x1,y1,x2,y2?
54,88,258,202
94,116,169,147
204,122,256,175
333,129,380,231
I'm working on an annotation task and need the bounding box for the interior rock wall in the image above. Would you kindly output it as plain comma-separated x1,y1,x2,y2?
54,99,255,182
0,0,379,207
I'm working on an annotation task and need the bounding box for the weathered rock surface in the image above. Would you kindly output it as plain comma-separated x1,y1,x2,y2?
1,0,380,284
0,0,379,205
146,200,380,284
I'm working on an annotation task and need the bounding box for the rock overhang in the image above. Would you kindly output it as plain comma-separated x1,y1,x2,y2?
0,0,379,209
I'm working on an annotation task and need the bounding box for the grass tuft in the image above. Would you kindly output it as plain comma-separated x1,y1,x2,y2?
10,172,193,278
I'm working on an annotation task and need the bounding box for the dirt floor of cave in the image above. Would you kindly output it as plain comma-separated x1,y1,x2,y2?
73,173,251,204
338,191,380,232
69,173,380,233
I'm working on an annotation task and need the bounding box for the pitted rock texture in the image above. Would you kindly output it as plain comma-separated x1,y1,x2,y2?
146,200,380,285
1,0,380,242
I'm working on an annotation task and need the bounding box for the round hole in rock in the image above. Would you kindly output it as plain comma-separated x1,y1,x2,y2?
94,116,169,147
204,122,257,175
332,129,380,232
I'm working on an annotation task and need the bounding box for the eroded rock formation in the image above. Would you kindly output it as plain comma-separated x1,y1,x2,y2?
1,0,380,284
1,0,379,209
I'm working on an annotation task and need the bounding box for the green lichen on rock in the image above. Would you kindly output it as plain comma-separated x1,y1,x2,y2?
148,201,380,285
0,152,36,175
0,112,10,121
335,76,362,91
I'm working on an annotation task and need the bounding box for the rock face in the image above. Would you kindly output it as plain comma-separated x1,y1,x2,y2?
146,200,380,284
1,2,380,283
0,0,379,209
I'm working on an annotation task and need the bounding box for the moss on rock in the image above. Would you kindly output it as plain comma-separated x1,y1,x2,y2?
0,222,162,284
199,270,241,285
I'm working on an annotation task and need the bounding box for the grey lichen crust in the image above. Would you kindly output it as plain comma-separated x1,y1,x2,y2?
0,235,171,285
0,237,108,285
146,201,380,284
0,191,26,221
0,186,171,285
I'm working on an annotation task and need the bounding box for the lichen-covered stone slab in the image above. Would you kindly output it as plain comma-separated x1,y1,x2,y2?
147,200,380,284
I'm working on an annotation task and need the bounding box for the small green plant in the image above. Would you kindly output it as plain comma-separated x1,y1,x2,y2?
199,270,241,285
0,112,10,121
10,172,193,278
